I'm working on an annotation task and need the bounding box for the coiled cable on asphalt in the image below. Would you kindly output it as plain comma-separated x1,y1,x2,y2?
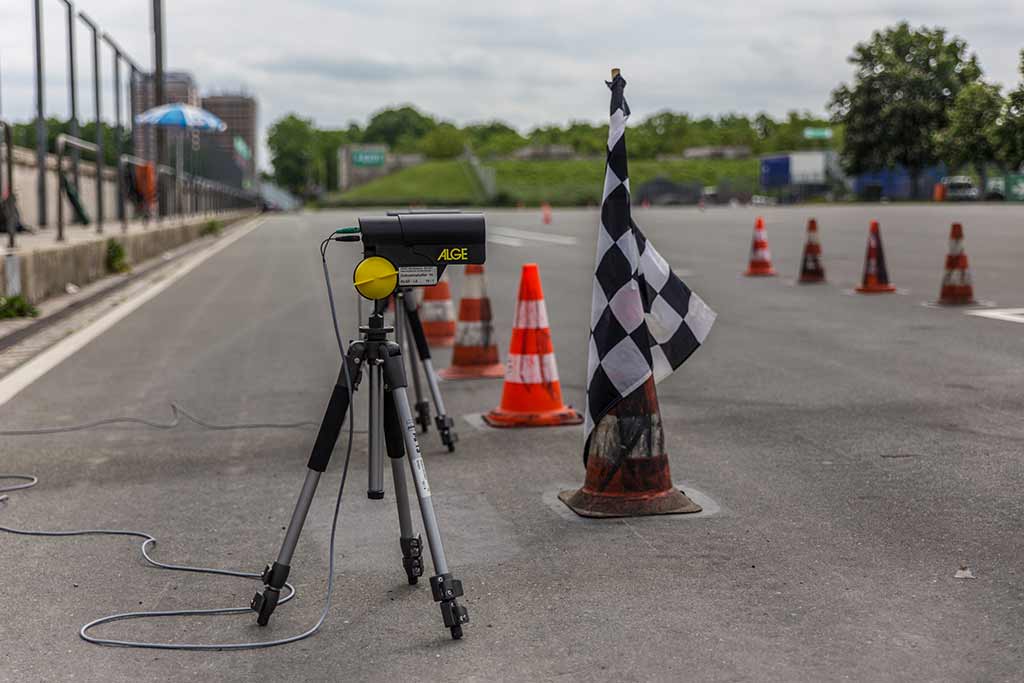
0,232,357,650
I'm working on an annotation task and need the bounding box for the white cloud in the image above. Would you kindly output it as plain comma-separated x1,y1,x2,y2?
2,0,1022,170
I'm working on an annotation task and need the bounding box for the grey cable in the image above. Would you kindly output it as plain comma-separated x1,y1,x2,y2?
0,403,318,436
0,234,357,650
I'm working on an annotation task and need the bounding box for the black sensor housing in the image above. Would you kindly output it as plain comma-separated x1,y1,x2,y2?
358,211,486,270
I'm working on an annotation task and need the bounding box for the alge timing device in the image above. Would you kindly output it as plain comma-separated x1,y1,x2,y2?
252,211,486,640
348,211,486,300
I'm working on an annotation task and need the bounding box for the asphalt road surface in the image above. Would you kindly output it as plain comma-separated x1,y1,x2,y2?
2,205,1023,682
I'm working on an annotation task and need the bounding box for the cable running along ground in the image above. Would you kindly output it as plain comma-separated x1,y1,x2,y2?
0,232,356,650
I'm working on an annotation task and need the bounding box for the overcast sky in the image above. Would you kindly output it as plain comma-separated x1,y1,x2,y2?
2,0,1022,168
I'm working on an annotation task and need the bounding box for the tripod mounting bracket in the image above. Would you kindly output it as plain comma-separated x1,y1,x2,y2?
252,561,291,626
431,573,469,629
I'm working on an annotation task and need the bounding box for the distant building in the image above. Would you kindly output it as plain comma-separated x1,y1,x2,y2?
131,71,199,161
201,93,258,188
512,144,575,161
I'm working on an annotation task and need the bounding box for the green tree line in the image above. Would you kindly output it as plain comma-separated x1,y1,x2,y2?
268,21,1024,198
830,22,1024,196
267,107,836,195
8,118,131,167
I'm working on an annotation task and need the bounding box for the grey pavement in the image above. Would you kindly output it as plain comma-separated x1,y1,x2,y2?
1,205,1023,682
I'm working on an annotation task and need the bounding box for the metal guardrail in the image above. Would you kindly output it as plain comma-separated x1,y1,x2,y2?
55,133,101,242
52,134,260,243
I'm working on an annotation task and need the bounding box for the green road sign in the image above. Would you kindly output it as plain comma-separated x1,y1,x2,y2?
352,150,386,167
1006,174,1024,202
803,127,833,140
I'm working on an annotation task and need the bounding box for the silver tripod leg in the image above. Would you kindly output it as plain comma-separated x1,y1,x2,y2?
421,357,448,427
402,308,429,428
391,385,448,574
390,455,423,584
391,457,414,538
389,384,468,637
367,363,385,498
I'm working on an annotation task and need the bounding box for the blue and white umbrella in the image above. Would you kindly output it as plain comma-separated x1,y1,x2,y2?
134,103,227,132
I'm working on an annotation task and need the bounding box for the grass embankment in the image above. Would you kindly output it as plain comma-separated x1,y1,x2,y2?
321,160,482,206
320,157,759,207
493,158,758,206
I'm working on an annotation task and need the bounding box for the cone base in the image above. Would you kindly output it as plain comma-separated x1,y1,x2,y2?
558,487,702,518
438,363,505,380
798,274,826,284
934,297,977,306
483,405,583,428
855,284,897,293
745,268,776,277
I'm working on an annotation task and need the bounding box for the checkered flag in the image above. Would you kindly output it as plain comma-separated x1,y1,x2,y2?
585,73,716,458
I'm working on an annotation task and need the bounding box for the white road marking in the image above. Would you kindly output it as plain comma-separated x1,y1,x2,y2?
965,308,1024,324
0,216,266,409
487,235,526,247
490,226,578,246
462,413,488,430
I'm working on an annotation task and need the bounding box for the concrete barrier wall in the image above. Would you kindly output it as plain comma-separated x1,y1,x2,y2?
10,146,123,230
1,210,255,305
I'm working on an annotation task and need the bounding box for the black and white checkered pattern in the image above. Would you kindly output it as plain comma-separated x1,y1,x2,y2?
585,74,716,453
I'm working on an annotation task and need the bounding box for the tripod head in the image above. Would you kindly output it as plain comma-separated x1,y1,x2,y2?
332,211,486,300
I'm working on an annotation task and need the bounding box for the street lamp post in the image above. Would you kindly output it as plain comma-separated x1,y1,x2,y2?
79,11,103,233
61,0,80,188
32,0,47,227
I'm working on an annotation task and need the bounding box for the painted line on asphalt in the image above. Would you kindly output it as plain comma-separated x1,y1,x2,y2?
489,226,578,246
965,307,1024,324
487,235,526,247
0,216,267,410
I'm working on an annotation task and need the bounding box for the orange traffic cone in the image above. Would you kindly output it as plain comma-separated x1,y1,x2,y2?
420,272,456,346
744,216,776,276
798,218,826,283
856,220,897,293
483,264,582,427
935,223,976,305
559,376,701,518
438,265,504,380
541,202,552,225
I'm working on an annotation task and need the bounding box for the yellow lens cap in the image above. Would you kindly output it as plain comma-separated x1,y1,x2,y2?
353,256,398,300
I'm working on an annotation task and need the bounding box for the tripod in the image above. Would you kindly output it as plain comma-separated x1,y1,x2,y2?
393,287,457,452
251,300,470,639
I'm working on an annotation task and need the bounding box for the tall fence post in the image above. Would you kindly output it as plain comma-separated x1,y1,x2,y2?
80,13,103,234
61,0,81,189
33,0,47,228
104,34,125,224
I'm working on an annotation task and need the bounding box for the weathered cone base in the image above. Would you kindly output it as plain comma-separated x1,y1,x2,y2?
744,268,776,277
936,287,976,305
558,487,701,518
855,283,896,293
798,274,825,284
438,362,504,380
483,405,582,428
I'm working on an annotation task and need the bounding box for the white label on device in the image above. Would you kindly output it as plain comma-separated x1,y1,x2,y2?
399,266,438,286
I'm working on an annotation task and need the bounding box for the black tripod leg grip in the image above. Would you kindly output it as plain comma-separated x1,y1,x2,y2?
405,307,433,361
383,389,406,460
306,364,355,472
